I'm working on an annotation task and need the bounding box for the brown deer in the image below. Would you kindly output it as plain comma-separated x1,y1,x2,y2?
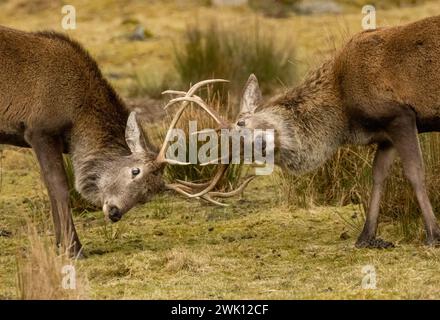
0,26,250,257
185,15,440,248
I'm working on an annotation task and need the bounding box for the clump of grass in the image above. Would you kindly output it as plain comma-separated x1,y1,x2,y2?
16,219,87,300
276,146,373,209
174,20,296,96
128,70,176,99
277,133,440,241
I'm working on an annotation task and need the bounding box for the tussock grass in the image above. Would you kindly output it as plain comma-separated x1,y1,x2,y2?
130,20,295,99
128,70,176,99
174,20,296,95
277,134,440,240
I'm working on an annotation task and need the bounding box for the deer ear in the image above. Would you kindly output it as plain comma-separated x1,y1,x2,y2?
240,74,262,114
125,112,156,156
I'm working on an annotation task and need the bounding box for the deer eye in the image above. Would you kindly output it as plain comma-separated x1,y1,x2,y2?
237,120,246,127
131,168,141,177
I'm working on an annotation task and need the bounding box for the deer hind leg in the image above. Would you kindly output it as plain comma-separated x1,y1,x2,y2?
26,132,83,257
356,141,396,249
386,111,440,246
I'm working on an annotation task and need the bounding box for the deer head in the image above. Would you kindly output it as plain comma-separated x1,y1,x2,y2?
102,79,256,222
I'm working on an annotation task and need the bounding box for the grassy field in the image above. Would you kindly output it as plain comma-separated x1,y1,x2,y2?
3,0,440,299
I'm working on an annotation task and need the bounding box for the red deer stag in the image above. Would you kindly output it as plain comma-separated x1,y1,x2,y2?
175,16,440,248
0,26,251,257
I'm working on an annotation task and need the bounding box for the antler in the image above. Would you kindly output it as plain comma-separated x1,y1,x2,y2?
159,79,257,206
165,175,257,207
156,79,229,164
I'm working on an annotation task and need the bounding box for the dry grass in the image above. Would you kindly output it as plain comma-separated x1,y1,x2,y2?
163,248,208,273
16,219,88,300
3,0,440,300
276,134,440,240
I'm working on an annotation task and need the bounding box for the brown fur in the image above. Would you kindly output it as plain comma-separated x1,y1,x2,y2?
0,26,165,256
237,16,440,248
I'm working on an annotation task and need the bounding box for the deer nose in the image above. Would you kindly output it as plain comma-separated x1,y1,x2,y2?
108,206,122,222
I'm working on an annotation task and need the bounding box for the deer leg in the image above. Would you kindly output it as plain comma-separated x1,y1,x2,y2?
387,112,440,246
27,133,83,257
356,142,396,249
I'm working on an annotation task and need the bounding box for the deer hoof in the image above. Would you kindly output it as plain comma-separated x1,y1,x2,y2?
355,238,395,249
425,237,440,247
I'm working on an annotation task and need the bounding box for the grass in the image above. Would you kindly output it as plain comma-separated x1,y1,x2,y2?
2,0,440,300
16,219,88,299
276,134,440,241
174,20,295,95
3,148,440,299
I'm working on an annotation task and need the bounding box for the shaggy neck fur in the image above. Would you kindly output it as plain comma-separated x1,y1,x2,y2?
255,60,350,175
69,75,131,205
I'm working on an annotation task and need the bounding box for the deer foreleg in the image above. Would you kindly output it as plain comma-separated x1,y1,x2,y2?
26,133,83,257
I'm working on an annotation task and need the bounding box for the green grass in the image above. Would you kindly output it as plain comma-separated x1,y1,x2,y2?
174,20,296,96
3,149,440,299
2,0,440,300
277,134,440,241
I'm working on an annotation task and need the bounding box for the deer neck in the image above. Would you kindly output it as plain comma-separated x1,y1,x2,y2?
69,88,131,205
256,60,349,175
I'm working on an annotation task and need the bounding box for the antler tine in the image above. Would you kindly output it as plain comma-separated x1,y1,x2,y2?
156,100,190,163
167,164,229,199
165,183,194,198
175,179,211,188
162,90,187,95
187,164,229,198
157,79,229,164
186,79,229,96
201,195,229,207
162,90,203,102
206,175,256,198
164,96,228,127
167,175,256,206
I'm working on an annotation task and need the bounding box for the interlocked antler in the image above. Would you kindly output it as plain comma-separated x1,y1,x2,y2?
159,79,256,206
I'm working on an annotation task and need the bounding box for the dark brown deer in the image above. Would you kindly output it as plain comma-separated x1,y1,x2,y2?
182,16,440,248
0,26,249,257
